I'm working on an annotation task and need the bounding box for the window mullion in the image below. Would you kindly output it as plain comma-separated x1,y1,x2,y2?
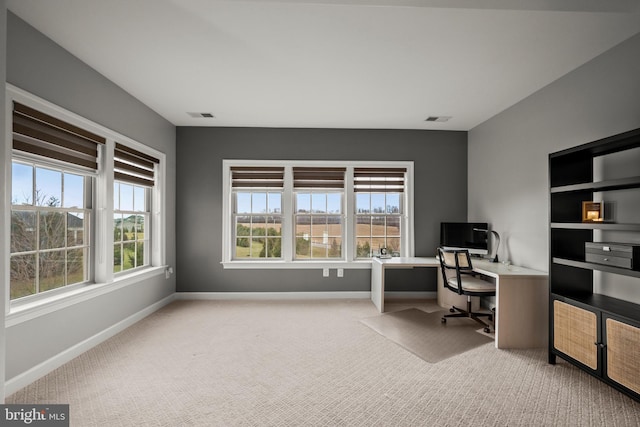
282,166,293,262
344,166,354,262
94,141,113,284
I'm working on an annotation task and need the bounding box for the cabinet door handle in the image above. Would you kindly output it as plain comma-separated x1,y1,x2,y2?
603,258,609,261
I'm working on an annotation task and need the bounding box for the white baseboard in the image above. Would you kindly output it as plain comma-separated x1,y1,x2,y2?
5,294,176,396
174,291,372,300
174,291,437,301
385,291,437,299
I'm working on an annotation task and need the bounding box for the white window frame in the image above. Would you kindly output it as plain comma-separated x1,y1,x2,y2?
221,159,414,269
9,157,94,300
232,188,284,260
5,84,167,320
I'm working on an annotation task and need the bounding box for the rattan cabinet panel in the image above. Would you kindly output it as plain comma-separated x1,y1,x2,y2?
606,318,640,394
553,300,598,369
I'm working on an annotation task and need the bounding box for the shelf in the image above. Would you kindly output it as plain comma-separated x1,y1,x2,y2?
552,293,640,324
552,257,640,279
549,127,640,403
551,176,640,194
550,222,640,231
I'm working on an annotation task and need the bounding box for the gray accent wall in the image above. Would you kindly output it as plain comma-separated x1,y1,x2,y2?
4,13,176,381
468,33,640,301
176,127,467,293
1,0,8,403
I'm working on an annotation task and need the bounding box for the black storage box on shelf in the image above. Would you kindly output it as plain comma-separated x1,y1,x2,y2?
585,242,640,271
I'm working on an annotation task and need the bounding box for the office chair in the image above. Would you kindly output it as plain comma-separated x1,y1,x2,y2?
437,247,496,333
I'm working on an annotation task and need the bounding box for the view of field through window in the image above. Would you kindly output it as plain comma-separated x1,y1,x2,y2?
10,162,89,299
234,191,282,258
233,189,402,260
114,182,149,272
355,192,401,257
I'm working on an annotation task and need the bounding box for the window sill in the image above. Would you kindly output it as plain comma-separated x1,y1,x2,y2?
6,266,166,327
221,260,373,270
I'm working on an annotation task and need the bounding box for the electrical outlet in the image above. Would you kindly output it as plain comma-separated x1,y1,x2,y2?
337,268,344,278
322,268,329,277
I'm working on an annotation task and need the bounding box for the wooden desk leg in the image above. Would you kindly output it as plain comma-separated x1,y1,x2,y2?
495,277,548,349
371,263,384,313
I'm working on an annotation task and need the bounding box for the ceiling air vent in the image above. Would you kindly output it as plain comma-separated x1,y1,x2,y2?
425,116,451,122
187,112,215,118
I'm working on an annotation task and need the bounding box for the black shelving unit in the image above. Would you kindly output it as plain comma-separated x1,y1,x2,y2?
549,127,640,402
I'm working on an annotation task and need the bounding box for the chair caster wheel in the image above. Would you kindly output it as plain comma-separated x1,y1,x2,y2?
441,318,446,323
484,327,491,333
449,308,455,313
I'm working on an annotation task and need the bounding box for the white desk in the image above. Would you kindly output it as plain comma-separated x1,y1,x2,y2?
371,257,548,349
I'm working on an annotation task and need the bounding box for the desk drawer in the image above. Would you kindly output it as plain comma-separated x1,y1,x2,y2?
585,253,632,269
585,242,639,270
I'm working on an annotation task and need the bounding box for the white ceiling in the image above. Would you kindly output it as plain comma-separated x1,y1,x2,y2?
7,0,640,130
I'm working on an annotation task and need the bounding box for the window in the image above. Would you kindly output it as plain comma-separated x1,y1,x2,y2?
7,85,166,305
231,167,284,259
113,143,159,272
293,167,345,259
222,161,413,268
113,182,149,272
354,168,405,258
10,161,91,299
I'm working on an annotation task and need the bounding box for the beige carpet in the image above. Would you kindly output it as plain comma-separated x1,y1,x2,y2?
361,308,493,363
6,299,640,426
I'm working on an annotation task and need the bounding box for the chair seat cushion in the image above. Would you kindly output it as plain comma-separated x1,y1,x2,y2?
447,276,496,292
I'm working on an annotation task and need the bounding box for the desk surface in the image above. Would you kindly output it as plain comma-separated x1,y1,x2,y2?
373,256,547,278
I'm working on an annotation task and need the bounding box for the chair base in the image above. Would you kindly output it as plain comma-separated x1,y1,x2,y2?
441,297,493,333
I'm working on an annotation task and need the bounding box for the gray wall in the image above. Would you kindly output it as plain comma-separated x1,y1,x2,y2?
468,33,640,301
1,0,8,403
176,127,467,293
4,12,177,381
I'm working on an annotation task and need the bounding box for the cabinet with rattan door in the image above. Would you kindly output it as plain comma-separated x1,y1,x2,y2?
604,315,640,396
552,297,640,399
552,299,599,372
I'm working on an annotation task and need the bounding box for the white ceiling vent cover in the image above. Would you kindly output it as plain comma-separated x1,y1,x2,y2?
425,116,452,122
187,112,215,118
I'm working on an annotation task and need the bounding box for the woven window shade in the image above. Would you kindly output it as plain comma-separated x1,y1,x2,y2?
293,167,345,189
114,143,159,187
231,166,285,188
12,102,106,170
354,167,406,193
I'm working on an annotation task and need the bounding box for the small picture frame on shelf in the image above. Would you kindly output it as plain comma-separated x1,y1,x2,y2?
582,201,604,222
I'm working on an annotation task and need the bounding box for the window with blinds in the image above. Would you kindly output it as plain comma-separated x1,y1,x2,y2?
231,167,285,259
9,87,166,304
353,167,406,193
12,102,105,170
10,102,102,299
114,143,160,187
222,160,413,266
354,168,406,258
293,167,345,260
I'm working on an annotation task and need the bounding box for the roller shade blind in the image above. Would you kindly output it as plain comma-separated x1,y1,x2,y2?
231,166,285,188
12,102,106,170
114,143,160,187
354,167,406,192
293,167,346,189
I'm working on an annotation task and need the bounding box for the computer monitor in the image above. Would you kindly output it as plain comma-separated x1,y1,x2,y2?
439,222,489,256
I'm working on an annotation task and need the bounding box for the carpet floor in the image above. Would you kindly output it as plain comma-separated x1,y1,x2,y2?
6,299,640,426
